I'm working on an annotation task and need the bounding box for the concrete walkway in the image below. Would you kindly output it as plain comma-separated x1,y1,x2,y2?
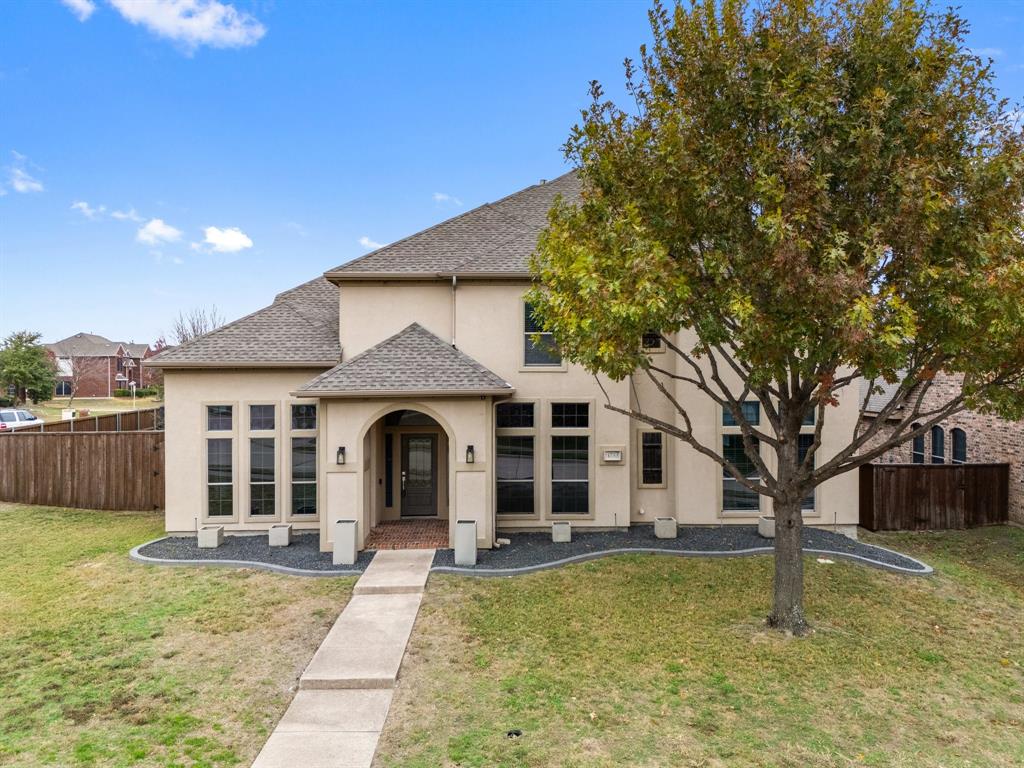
251,550,434,768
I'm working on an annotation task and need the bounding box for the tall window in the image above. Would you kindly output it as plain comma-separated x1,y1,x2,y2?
797,434,815,510
639,431,665,486
931,426,945,464
952,428,967,464
722,402,760,512
289,404,317,518
207,438,233,517
496,402,535,516
524,302,561,366
911,424,924,464
291,437,317,515
55,381,71,397
551,402,590,515
250,438,275,516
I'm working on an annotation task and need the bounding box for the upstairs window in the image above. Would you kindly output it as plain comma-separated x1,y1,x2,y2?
524,302,561,366
641,331,664,352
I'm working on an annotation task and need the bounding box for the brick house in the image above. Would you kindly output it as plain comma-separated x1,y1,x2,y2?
46,333,157,399
859,373,1024,524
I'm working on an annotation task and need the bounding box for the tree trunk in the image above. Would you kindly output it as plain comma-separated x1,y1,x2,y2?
767,495,809,635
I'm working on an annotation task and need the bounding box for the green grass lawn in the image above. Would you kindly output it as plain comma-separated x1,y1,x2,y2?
25,397,164,423
0,503,354,767
376,527,1024,768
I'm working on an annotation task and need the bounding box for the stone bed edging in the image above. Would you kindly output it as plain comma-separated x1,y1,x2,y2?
430,543,934,577
128,538,366,578
129,537,932,578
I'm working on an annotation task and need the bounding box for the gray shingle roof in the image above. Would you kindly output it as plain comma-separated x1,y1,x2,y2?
326,171,581,277
146,277,340,368
860,373,908,415
297,323,513,396
48,333,149,359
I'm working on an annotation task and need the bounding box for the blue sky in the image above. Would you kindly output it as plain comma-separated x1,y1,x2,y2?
1,0,1022,346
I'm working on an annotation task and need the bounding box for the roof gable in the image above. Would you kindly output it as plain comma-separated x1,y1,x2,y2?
297,323,513,396
325,171,581,278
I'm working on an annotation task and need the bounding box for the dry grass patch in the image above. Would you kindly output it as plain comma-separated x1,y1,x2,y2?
0,503,353,767
376,528,1024,768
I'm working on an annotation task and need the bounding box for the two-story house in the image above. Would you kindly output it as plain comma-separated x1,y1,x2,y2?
148,172,860,552
47,333,154,398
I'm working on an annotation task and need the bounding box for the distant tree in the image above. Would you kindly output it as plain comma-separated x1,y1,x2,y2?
0,332,57,405
65,353,86,408
529,0,1024,635
171,306,225,345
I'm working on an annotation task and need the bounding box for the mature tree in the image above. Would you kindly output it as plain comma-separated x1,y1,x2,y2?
529,0,1024,634
170,306,225,345
0,332,57,404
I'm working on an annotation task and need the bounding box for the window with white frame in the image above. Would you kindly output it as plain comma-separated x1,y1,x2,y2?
797,411,816,511
524,302,561,366
289,403,317,517
495,402,536,516
641,331,664,353
551,402,591,515
722,402,760,512
639,430,665,487
249,437,275,516
207,438,233,517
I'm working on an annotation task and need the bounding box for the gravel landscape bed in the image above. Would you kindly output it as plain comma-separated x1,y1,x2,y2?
134,532,374,575
431,525,931,574
133,525,930,576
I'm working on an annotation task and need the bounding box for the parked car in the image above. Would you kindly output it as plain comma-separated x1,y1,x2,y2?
0,409,42,431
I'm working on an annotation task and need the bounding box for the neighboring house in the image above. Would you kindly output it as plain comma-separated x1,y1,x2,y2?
46,333,156,398
859,374,1024,523
147,172,860,551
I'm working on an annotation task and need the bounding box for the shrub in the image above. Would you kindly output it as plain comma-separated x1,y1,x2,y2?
0,396,13,407
114,387,158,398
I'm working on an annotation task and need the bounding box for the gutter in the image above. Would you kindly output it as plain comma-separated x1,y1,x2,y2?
145,360,339,370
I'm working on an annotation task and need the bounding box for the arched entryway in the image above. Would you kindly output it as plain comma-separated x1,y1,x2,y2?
363,408,450,549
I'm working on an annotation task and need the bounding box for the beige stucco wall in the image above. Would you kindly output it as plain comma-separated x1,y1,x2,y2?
163,368,328,533
161,278,859,543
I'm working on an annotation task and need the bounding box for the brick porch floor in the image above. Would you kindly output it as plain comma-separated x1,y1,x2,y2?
365,519,449,550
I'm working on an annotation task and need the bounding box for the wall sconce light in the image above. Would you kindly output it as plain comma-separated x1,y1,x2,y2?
465,444,475,464
336,446,346,465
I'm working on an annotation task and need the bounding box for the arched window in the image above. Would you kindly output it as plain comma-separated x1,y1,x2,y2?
952,428,967,464
911,424,924,464
931,426,945,464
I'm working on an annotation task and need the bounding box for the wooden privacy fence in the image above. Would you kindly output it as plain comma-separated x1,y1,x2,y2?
859,463,1009,531
0,432,164,511
12,406,164,433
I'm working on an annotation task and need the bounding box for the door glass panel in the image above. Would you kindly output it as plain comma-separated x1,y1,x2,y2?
402,435,436,516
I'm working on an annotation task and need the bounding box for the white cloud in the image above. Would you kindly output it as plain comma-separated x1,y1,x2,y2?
137,218,182,245
61,0,96,22
172,255,184,265
71,200,105,219
433,192,462,206
971,47,1004,59
111,207,143,222
202,225,253,253
359,236,384,250
108,0,266,52
6,152,44,194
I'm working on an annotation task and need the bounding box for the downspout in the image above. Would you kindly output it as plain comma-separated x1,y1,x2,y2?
450,274,458,348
